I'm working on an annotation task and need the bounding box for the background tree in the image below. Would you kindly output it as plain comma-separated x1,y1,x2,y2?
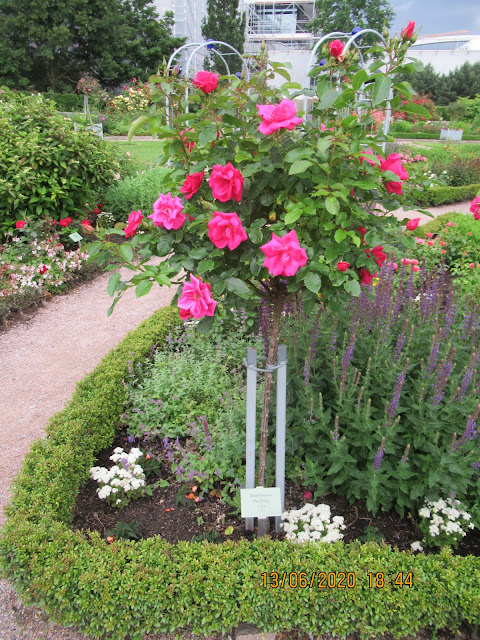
307,0,395,36
0,0,184,91
201,0,246,75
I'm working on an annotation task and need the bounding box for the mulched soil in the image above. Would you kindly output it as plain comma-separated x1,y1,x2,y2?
72,430,480,556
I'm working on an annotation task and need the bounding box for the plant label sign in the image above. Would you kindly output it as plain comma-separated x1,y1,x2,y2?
240,487,282,519
69,232,83,242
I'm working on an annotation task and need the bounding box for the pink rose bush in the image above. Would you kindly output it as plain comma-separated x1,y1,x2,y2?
257,99,303,135
209,163,243,203
208,211,248,250
177,274,217,319
260,230,308,277
150,193,186,230
378,153,409,195
180,172,204,200
124,210,143,238
192,71,218,94
470,196,480,220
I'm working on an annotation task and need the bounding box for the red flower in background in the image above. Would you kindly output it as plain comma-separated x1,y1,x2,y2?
15,220,26,229
59,217,72,227
359,267,376,285
336,261,350,272
180,172,204,200
366,245,386,268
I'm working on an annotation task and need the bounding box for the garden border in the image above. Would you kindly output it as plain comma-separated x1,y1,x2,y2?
0,306,480,639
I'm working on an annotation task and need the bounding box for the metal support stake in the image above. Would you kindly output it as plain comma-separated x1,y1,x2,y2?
275,344,287,533
245,348,257,531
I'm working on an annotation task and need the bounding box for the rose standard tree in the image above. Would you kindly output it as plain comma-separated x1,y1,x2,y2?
90,23,431,496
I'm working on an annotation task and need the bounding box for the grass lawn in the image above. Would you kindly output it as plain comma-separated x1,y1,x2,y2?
110,140,164,170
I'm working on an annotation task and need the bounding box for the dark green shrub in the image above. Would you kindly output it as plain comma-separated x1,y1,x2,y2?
45,91,84,112
0,92,121,235
1,306,480,640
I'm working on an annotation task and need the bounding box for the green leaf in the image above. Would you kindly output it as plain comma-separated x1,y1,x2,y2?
284,208,303,225
401,235,417,250
225,526,234,535
344,280,361,297
334,229,346,243
393,81,415,99
325,197,339,216
318,89,340,110
128,115,150,140
197,316,215,334
199,125,218,146
156,236,173,256
304,272,321,294
190,247,208,260
107,272,120,297
285,147,313,163
352,69,368,92
401,102,431,118
107,295,121,317
225,277,250,295
364,231,383,247
248,228,263,244
118,244,134,263
316,136,333,154
135,280,153,298
197,259,214,274
289,160,313,175
372,76,391,106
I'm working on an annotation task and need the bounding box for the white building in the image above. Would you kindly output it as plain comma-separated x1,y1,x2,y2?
408,36,480,75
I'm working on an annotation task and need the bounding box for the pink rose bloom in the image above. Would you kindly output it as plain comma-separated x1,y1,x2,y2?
192,71,218,94
124,210,143,238
180,129,195,153
401,21,415,39
336,261,350,272
378,153,409,195
415,237,425,244
427,241,435,246
474,212,480,221
177,274,217,319
208,211,248,250
15,220,26,229
209,163,244,202
470,196,480,216
180,172,204,200
257,99,303,135
387,262,398,271
150,193,186,230
329,39,344,58
446,221,455,227
425,232,434,238
412,265,420,272
469,263,475,268
260,230,308,277
441,249,446,254
359,148,377,166
401,258,413,265
406,218,420,231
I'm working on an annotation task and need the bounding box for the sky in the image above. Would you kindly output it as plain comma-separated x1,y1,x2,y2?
390,0,480,37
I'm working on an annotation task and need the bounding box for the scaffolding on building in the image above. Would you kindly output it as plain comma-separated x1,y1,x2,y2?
244,0,316,51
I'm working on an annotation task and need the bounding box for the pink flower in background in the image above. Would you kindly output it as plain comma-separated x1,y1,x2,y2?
425,232,434,238
177,274,217,319
150,193,186,230
260,230,308,277
257,99,303,135
469,263,475,268
359,148,377,166
378,153,409,195
446,221,456,227
439,241,446,247
329,39,344,59
124,210,143,238
387,262,398,270
180,129,195,153
114,173,120,180
427,240,435,246
401,21,415,39
336,261,350,272
441,249,446,254
15,220,26,229
415,237,425,244
303,491,312,500
406,218,420,231
468,232,472,236
192,71,218,94
471,196,480,218
180,172,204,200
209,163,243,202
208,211,248,250
413,265,420,272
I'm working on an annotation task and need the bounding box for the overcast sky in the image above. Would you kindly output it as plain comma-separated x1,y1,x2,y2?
390,0,480,37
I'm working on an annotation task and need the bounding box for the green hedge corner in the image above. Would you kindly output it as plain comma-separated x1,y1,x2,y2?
1,305,480,639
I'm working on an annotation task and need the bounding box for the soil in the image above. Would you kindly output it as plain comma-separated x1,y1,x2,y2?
72,430,480,556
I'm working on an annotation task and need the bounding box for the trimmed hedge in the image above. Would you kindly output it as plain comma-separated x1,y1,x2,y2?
413,183,480,207
1,306,480,640
393,132,480,141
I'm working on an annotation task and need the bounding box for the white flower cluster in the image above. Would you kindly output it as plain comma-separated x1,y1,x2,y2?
281,503,345,543
90,447,146,507
418,497,475,548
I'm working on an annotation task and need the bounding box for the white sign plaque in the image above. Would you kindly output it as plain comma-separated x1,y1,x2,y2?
241,487,282,519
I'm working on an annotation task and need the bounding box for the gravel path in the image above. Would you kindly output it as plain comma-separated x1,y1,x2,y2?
0,199,475,639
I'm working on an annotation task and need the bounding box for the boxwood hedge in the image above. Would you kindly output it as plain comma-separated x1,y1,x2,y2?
1,306,480,640
413,182,480,207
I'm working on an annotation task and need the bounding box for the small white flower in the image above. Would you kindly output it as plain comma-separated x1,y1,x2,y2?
411,541,423,552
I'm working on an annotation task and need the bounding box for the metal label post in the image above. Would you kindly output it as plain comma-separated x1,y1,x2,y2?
244,345,288,535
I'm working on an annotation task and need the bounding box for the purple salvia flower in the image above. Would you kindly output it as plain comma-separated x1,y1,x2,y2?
201,415,213,451
457,351,478,400
340,331,357,392
458,404,480,448
426,329,443,378
127,435,135,444
329,316,338,353
401,444,410,464
373,437,386,471
304,306,323,386
387,358,409,426
331,415,340,441
472,459,480,471
431,348,456,406
393,319,409,364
